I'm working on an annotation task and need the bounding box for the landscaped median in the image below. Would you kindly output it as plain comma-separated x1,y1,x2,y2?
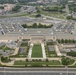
14,60,62,67
0,56,14,66
31,44,43,58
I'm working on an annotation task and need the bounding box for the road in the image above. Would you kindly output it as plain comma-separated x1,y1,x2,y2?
0,67,76,75
0,72,75,75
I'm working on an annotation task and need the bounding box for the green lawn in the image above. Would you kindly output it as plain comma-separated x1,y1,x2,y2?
45,46,57,57
74,63,76,66
14,60,61,66
42,12,64,19
47,51,57,57
10,54,27,58
0,45,13,50
20,42,28,47
36,6,65,19
32,44,42,58
4,46,13,50
0,45,5,50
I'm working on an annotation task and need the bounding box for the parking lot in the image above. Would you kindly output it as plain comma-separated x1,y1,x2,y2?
0,16,65,35
0,16,75,41
53,21,76,34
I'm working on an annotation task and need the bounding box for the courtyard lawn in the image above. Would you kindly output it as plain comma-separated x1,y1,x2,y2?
0,45,13,50
47,51,57,57
32,44,42,58
0,45,5,50
10,54,27,58
4,46,13,50
20,42,28,47
45,46,57,57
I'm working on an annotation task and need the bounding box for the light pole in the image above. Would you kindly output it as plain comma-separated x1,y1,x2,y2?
66,66,68,75
4,67,6,75
60,73,62,75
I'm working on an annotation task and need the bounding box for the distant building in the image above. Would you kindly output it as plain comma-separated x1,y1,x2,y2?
4,4,15,11
50,0,60,5
68,0,76,3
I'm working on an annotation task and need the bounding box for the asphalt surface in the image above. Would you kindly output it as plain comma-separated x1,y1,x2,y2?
0,72,76,75
0,67,76,75
0,67,76,72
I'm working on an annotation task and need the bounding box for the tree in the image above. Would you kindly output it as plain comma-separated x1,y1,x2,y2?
65,39,68,43
68,39,71,43
12,4,21,12
67,51,76,57
36,7,40,13
72,40,76,43
66,16,72,20
61,39,65,43
57,39,61,43
22,24,27,28
1,56,11,63
35,14,41,18
32,23,37,28
38,23,43,28
61,57,69,66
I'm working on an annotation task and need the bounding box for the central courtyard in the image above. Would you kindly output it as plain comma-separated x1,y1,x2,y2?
31,44,43,58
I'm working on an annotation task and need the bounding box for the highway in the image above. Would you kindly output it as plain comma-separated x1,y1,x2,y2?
0,67,76,75
0,72,75,75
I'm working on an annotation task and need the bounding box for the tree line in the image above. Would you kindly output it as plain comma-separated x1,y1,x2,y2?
57,39,76,44
22,23,53,28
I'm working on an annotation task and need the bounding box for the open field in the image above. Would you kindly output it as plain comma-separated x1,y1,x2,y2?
41,12,65,19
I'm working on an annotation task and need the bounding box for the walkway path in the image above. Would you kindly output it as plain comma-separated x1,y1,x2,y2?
70,60,76,66
27,43,33,59
0,60,14,66
54,45,62,56
11,41,21,56
41,43,46,59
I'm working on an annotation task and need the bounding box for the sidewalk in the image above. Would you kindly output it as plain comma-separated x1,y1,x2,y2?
27,43,33,59
54,45,62,56
0,60,14,66
41,43,46,59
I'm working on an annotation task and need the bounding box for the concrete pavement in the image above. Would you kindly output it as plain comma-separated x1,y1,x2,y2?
41,43,46,59
54,45,62,56
28,43,33,59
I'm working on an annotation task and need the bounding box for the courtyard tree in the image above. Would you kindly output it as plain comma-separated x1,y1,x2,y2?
61,39,65,43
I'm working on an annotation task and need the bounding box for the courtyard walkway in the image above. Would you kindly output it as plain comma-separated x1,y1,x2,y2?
54,45,62,56
0,60,14,66
11,41,21,55
28,43,33,59
41,43,46,59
